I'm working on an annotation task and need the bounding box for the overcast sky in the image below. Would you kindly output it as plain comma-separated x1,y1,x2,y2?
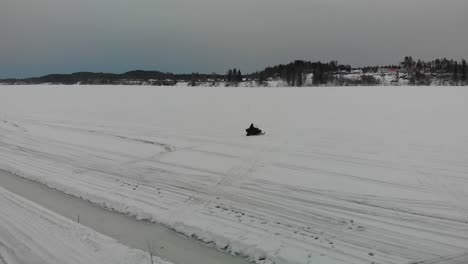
1,0,468,78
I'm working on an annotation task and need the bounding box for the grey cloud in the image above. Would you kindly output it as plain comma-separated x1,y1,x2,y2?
1,0,468,78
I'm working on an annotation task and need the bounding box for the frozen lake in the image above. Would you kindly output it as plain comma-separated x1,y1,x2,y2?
1,85,468,264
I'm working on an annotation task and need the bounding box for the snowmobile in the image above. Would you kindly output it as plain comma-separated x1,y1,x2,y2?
246,124,265,136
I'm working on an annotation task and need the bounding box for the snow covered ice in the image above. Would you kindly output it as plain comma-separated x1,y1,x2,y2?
1,85,468,264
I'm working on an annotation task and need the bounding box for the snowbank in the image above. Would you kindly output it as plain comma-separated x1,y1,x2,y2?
0,185,169,264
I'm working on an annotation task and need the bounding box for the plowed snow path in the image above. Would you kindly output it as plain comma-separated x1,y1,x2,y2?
1,86,468,264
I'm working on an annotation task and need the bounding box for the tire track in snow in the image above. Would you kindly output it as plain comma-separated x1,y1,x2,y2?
2,115,468,264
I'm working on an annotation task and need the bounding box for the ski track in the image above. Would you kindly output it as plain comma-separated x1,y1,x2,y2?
0,86,468,264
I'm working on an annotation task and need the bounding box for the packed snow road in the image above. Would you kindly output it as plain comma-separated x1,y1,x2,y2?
1,85,468,264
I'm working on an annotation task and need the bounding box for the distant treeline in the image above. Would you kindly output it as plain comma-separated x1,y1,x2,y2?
250,60,352,86
1,71,215,86
359,57,467,85
249,57,467,86
1,57,467,86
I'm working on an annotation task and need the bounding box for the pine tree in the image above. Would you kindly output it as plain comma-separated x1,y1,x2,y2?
233,69,238,82
190,73,196,86
237,70,242,82
227,70,232,82
402,56,414,69
259,72,265,85
296,71,303,87
289,69,296,86
461,59,467,83
313,64,323,85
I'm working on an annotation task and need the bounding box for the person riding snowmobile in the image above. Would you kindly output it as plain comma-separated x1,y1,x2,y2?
246,123,263,136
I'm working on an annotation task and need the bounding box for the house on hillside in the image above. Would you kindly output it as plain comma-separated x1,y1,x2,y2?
378,67,399,74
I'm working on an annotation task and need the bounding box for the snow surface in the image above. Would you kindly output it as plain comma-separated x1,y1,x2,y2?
0,170,248,264
1,85,468,264
0,185,169,264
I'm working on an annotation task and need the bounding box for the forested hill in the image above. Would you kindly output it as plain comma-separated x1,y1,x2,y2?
2,57,467,86
1,71,178,85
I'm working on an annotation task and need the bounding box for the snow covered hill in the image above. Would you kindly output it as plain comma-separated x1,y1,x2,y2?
0,86,468,264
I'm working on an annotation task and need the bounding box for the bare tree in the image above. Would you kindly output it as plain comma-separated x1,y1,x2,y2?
146,240,158,264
